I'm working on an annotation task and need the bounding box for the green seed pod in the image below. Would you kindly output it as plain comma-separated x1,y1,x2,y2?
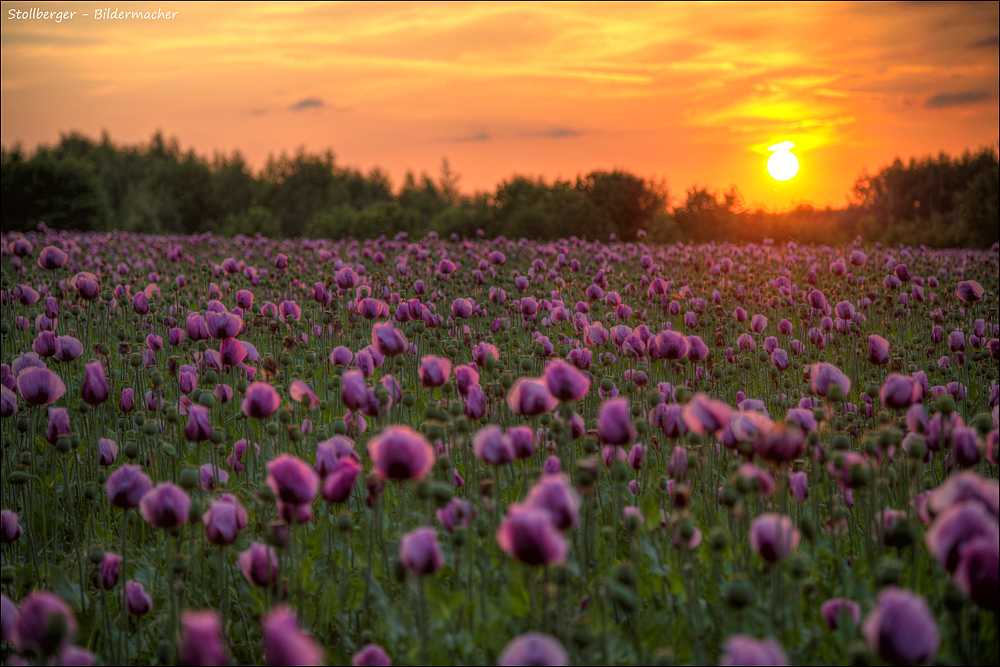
874,559,902,589
725,580,755,610
1,566,15,585
198,392,215,409
266,423,279,437
123,440,139,459
179,467,199,490
336,515,354,532
709,527,729,551
142,420,159,436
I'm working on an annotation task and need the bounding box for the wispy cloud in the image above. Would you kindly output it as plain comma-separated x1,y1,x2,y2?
970,35,999,48
925,91,990,109
289,98,324,111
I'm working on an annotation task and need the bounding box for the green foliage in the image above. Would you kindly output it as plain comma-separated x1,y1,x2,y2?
1,147,109,231
3,131,996,247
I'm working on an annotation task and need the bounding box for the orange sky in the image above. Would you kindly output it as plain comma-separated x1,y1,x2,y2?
2,1,998,210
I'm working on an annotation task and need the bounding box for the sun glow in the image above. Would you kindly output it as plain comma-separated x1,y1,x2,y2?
767,142,800,181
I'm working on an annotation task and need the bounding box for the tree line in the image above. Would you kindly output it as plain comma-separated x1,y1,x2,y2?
2,131,997,247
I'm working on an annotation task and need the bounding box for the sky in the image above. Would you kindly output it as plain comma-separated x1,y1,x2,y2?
2,1,998,210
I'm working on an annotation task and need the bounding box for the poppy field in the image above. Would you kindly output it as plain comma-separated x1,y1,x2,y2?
0,227,997,666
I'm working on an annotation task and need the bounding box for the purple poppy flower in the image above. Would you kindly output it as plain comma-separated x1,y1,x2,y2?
44,407,71,445
94,551,122,590
820,598,860,630
748,513,800,562
683,394,734,436
1,509,23,543
262,606,324,666
239,543,280,588
33,331,60,358
203,494,248,546
472,426,515,465
125,580,153,615
437,497,476,533
184,404,212,442
809,362,852,398
16,367,66,406
418,355,452,388
497,504,568,566
867,334,890,366
322,457,363,504
525,474,581,531
37,245,68,270
106,464,152,509
862,587,939,665
955,280,984,303
368,426,435,481
372,322,408,357
719,635,788,666
925,501,998,573
0,385,16,419
953,535,999,611
267,454,319,510
179,610,227,666
119,387,135,413
789,471,808,502
597,398,636,445
542,359,590,402
14,591,77,658
399,526,445,575
498,633,568,667
97,438,118,466
352,644,392,666
242,382,281,419
507,426,536,459
755,425,804,463
140,483,190,529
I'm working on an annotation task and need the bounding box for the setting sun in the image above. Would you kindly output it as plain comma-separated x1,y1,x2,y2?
767,142,800,182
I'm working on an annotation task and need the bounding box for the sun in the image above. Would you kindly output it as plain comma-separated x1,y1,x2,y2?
766,141,799,181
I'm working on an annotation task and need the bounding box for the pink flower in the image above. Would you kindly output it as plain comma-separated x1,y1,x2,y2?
179,610,227,666
399,526,445,575
719,635,788,666
542,359,590,402
748,513,800,562
498,633,568,667
125,581,153,615
106,464,152,509
418,356,451,388
472,426,515,465
239,543,280,588
14,591,77,658
267,454,319,507
140,483,191,529
368,426,435,481
862,588,939,665
242,382,281,419
525,474,581,531
16,367,66,405
507,378,558,416
262,606,325,666
497,505,568,566
203,494,248,545
321,458,363,504
352,644,392,666
597,398,635,445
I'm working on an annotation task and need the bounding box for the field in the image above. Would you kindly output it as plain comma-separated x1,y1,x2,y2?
1,228,997,666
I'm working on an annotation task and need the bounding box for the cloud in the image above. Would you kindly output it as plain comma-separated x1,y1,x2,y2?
970,35,999,48
538,128,583,138
924,91,990,109
450,131,492,142
289,98,324,111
